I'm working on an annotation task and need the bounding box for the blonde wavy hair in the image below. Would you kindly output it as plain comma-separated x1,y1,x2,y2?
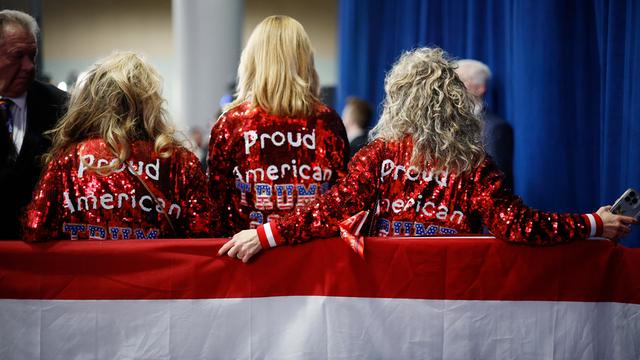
227,15,320,117
371,47,485,174
45,52,180,174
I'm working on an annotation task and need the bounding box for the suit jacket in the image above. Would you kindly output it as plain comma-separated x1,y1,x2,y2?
349,131,369,160
0,80,68,239
483,112,513,190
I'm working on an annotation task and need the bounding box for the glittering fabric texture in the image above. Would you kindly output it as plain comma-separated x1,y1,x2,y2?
208,102,349,236
22,139,213,240
276,136,590,245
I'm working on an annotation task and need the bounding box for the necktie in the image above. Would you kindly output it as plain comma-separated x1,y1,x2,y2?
0,98,17,161
0,98,14,135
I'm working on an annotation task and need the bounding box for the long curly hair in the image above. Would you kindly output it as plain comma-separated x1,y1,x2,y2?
227,15,320,117
371,47,485,174
45,52,181,174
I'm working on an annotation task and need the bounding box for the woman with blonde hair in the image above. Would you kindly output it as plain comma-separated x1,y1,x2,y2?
220,47,636,262
23,52,213,240
208,15,349,236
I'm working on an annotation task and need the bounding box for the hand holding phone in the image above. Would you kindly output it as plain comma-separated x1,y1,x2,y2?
610,188,640,220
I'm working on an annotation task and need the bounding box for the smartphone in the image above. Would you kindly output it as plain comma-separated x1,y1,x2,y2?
611,188,640,219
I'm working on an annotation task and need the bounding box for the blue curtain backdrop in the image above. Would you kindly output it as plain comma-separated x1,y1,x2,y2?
338,0,640,246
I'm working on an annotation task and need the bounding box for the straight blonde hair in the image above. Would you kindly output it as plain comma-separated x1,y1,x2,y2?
371,48,485,174
227,15,320,117
45,52,181,174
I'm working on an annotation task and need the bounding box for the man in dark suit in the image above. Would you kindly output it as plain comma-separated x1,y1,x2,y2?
456,59,514,190
0,10,67,239
342,96,374,160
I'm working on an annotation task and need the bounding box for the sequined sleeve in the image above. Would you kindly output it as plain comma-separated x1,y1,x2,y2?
21,158,66,241
174,149,215,237
471,158,592,244
273,140,384,243
207,113,237,236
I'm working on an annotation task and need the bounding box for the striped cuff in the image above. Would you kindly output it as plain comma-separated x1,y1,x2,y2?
256,222,285,249
584,213,604,237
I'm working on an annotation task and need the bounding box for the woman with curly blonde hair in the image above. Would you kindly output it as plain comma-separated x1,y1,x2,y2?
220,47,636,262
207,15,349,236
23,52,213,240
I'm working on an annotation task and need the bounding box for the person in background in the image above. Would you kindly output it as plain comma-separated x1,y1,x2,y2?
188,126,208,169
207,15,349,236
342,96,373,160
455,59,513,189
22,52,213,241
219,47,636,262
0,10,68,239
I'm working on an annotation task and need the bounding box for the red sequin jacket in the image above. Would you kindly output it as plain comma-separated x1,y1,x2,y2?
256,137,603,248
208,102,349,236
22,139,213,240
